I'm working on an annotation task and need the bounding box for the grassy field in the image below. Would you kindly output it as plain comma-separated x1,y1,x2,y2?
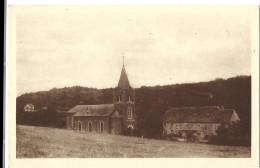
16,125,250,158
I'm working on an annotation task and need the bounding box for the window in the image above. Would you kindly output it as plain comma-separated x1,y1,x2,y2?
171,122,173,128
78,121,82,131
100,121,104,132
71,117,73,129
214,125,219,130
204,127,207,133
118,95,121,102
164,122,166,127
88,121,92,132
127,107,133,119
179,125,182,130
164,130,167,135
176,125,179,130
171,130,173,134
128,95,131,101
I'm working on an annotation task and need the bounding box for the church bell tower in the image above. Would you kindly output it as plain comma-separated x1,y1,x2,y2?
113,58,136,130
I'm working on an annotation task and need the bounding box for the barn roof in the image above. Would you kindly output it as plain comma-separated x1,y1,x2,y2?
163,106,240,123
68,104,115,117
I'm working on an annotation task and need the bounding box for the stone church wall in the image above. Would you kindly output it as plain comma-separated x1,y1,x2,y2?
111,118,122,135
74,116,110,134
66,113,76,129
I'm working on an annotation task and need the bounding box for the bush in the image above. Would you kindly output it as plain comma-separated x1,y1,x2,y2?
208,123,251,146
16,108,66,128
186,131,197,142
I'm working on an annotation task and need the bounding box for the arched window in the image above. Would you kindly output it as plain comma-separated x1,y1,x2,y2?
100,121,104,132
78,121,82,131
88,121,92,132
117,95,121,102
127,107,133,119
71,117,74,129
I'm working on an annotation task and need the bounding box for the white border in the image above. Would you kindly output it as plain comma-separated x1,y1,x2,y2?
6,0,260,5
5,4,260,168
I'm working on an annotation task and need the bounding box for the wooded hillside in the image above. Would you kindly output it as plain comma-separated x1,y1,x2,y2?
16,76,251,138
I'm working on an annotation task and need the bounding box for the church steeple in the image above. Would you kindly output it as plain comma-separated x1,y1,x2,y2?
113,57,136,131
118,57,131,89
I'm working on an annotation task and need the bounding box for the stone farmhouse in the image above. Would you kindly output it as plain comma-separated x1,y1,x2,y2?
66,63,136,135
162,106,240,140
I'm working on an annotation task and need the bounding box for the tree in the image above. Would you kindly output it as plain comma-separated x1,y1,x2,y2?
210,122,250,146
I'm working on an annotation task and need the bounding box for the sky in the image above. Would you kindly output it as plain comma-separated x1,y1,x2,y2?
16,6,252,96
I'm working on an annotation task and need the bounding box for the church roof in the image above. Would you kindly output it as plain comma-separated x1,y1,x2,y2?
163,106,240,124
118,66,131,89
111,110,124,118
68,104,115,117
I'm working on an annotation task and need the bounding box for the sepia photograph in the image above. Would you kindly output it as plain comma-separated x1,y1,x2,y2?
6,4,259,168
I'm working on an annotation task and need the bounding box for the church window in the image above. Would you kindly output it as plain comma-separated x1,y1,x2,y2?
100,121,104,132
127,107,133,119
71,117,73,128
88,121,92,132
118,95,121,102
78,121,82,131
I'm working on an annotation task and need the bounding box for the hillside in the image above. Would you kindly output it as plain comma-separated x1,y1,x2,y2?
16,125,250,158
16,76,251,138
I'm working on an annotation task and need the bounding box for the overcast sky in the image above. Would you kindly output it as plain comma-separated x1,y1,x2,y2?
16,6,252,96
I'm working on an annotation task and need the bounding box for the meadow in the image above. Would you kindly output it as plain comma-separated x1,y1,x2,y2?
16,125,250,158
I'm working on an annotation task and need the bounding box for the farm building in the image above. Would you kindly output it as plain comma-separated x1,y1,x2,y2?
162,106,240,140
66,62,136,135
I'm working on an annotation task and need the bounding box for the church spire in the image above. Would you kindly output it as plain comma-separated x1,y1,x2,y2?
118,56,131,89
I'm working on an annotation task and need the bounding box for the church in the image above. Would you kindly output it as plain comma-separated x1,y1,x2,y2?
65,62,136,135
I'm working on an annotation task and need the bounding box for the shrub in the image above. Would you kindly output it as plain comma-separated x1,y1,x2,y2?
186,131,197,142
209,122,251,146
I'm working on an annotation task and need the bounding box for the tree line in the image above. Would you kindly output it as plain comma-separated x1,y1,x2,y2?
16,76,251,141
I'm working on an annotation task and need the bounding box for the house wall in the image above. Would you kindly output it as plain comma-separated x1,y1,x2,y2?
74,116,110,133
163,122,221,139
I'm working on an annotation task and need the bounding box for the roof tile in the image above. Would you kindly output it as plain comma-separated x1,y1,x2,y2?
68,104,115,117
163,106,239,123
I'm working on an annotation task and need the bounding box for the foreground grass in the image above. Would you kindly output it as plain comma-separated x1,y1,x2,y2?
16,125,250,158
